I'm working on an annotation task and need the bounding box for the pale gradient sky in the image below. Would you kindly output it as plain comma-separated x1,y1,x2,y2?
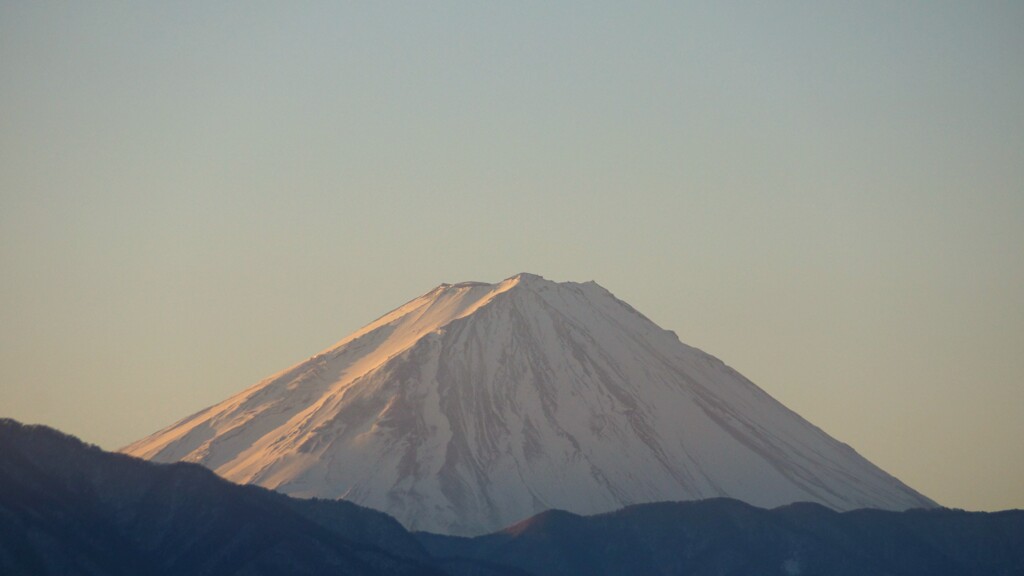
2,2,1022,512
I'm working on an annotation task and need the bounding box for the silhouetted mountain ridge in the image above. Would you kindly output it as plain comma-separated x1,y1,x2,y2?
2,419,1021,576
0,419,512,576
417,499,1024,576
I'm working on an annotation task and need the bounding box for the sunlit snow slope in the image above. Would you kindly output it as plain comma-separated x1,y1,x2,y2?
124,273,935,535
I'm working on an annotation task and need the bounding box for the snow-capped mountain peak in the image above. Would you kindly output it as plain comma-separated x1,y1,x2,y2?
124,273,935,535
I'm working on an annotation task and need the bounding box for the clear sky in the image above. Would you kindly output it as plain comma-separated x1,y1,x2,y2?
2,2,1022,512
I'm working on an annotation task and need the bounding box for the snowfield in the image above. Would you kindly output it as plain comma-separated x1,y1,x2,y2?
124,273,935,535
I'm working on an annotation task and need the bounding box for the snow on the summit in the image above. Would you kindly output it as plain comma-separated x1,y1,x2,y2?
123,273,936,536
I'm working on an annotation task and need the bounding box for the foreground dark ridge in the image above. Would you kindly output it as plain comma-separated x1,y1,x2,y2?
0,419,516,576
2,419,1021,576
418,499,1024,576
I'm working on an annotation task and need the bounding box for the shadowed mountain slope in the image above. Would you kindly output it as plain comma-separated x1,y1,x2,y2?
2,419,1018,576
0,419,515,576
417,499,1024,576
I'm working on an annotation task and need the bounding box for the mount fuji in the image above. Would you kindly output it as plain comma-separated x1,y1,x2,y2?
124,273,935,535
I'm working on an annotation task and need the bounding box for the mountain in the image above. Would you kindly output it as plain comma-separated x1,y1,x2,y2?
4,420,1018,576
124,273,935,535
0,419,520,576
417,499,1024,576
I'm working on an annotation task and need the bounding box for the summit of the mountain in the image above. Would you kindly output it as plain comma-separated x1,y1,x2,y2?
124,273,936,535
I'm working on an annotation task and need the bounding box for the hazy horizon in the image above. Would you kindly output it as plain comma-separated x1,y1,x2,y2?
2,2,1022,512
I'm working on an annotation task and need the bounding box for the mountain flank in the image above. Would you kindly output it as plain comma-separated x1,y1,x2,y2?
0,419,512,576
417,499,1024,576
2,419,1019,576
